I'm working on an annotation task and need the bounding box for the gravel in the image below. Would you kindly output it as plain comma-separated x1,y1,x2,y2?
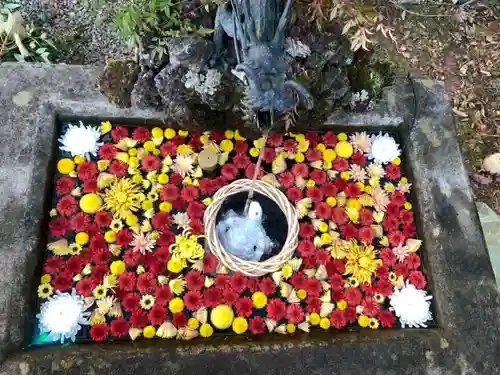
17,0,132,64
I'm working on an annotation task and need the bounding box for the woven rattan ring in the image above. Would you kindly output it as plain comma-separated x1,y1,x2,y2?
203,179,299,277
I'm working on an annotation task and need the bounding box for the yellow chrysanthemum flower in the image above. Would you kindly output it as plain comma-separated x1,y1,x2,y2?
169,230,205,265
344,240,382,285
103,178,142,220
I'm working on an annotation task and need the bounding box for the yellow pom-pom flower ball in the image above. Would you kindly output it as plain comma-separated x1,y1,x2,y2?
79,194,103,214
232,317,248,334
57,158,75,174
210,305,234,330
200,323,214,338
110,260,126,275
335,141,353,159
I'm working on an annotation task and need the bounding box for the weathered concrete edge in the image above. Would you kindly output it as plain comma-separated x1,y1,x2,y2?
0,64,497,374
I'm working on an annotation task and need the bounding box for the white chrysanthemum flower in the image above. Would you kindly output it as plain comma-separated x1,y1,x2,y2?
36,289,90,343
349,164,367,182
397,181,412,194
59,121,102,159
173,155,195,177
131,231,156,255
173,212,190,231
368,133,401,164
366,163,386,179
389,281,432,328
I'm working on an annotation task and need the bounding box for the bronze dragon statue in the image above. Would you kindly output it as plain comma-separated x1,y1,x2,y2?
213,0,314,125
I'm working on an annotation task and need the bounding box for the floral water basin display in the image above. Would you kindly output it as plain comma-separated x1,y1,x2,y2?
32,121,433,345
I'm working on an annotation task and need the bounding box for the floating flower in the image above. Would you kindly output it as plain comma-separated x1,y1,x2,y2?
368,133,401,164
389,281,432,328
59,122,102,159
344,240,382,285
173,155,195,177
349,132,371,153
37,289,91,343
130,231,156,255
103,178,142,219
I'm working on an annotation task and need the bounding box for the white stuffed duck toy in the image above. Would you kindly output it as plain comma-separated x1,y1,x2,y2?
216,201,274,261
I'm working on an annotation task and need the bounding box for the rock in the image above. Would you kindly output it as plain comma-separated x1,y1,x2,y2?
166,37,213,70
131,69,163,110
97,59,140,108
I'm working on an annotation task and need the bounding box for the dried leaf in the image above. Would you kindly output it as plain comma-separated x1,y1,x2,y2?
471,173,493,185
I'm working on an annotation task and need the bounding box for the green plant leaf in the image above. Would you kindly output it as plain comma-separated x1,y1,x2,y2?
196,27,215,36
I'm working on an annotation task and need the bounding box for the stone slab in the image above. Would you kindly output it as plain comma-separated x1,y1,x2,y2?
0,63,499,374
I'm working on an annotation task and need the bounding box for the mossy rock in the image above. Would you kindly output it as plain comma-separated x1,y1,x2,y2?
98,59,140,108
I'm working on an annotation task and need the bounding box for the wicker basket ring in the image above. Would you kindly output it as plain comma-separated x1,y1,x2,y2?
203,179,299,277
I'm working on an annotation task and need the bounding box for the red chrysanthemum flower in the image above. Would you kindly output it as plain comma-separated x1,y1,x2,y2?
359,208,374,226
358,226,375,244
331,259,346,274
223,288,239,306
231,273,247,293
299,223,315,239
235,297,253,317
111,126,128,142
306,187,323,202
333,158,349,171
185,270,204,291
245,163,263,179
409,271,427,289
277,172,293,188
69,212,90,232
332,290,345,301
90,323,108,342
298,240,316,257
122,293,140,313
306,297,321,313
262,147,276,163
378,310,396,328
385,164,401,179
55,177,75,195
386,203,400,217
203,253,218,274
56,195,78,216
171,199,186,212
110,318,129,337
160,142,177,157
147,305,167,325
118,272,136,292
286,304,305,324
266,298,286,321
331,207,348,225
66,257,84,274
302,255,315,269
315,202,331,219
344,183,361,198
53,272,73,291
93,211,111,228
141,155,161,171
362,297,380,317
291,163,309,177
233,153,251,169
221,163,238,180
155,286,173,305
130,310,149,328
186,201,205,219
115,229,132,247
350,152,366,165
304,278,321,297
122,249,140,268
98,143,117,160
77,161,98,181
310,169,327,185
44,256,64,274
286,187,302,201
184,291,203,311
390,191,405,206
340,223,357,239
203,287,222,308
246,278,259,293
344,307,357,323
181,185,199,202
83,179,98,193
172,312,187,328
403,224,416,238
132,127,150,143
405,254,421,270
234,140,248,154
172,134,185,146
108,160,127,177
90,248,109,266
214,274,230,290
394,263,409,277
249,316,266,334
376,266,390,279
329,273,344,292
76,278,94,296
189,133,202,150
320,182,337,197
137,272,157,294
168,174,182,187
210,131,225,142
189,219,203,234
388,231,405,246
283,139,297,152
306,149,322,162
322,131,338,146
152,212,171,232
290,272,307,289
259,277,276,295
267,133,283,147
376,280,393,296
345,288,362,306
399,209,413,224
380,248,395,267
329,309,347,328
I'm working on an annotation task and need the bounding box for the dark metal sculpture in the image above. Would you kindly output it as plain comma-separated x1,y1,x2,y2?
214,0,314,121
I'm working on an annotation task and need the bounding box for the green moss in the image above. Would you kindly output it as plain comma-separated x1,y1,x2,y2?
97,59,140,108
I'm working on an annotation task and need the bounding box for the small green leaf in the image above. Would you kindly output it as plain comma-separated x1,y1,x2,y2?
196,27,215,36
